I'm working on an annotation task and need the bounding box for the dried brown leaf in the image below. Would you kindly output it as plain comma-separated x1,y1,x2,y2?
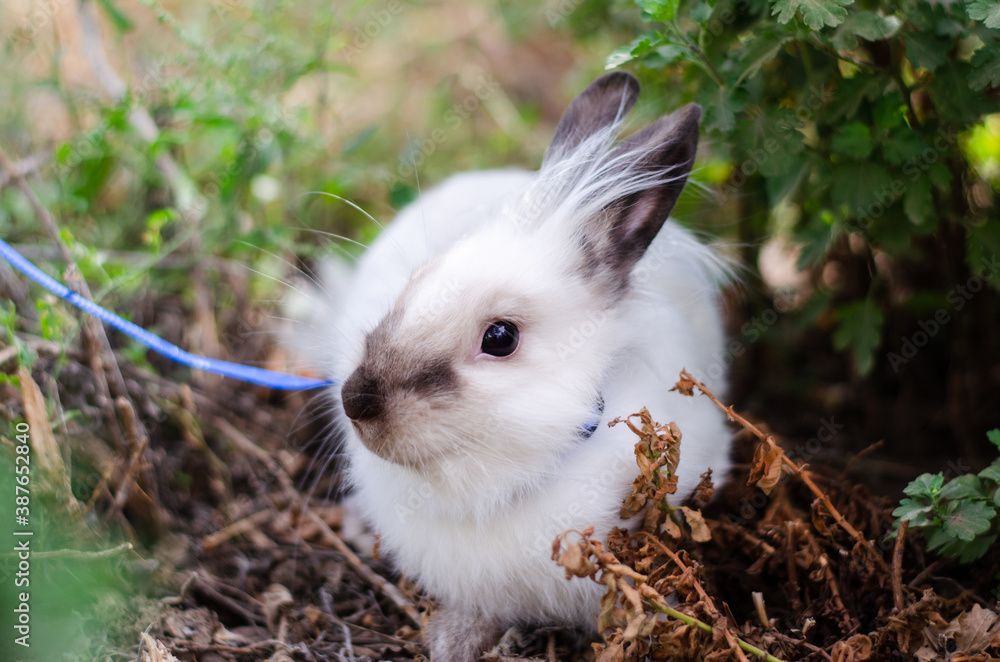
693,469,715,502
553,527,600,580
161,608,216,646
678,506,712,542
748,438,784,495
656,622,704,658
598,586,621,633
596,641,625,662
831,634,873,662
213,624,252,647
18,368,72,491
916,603,1000,659
140,633,182,662
811,499,831,537
642,500,665,533
671,375,696,397
889,589,946,656
620,490,648,519
558,539,598,579
948,604,1000,652
622,607,648,642
655,473,679,498
636,449,655,482
260,583,293,635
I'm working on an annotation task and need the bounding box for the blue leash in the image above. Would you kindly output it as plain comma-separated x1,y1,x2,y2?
0,237,336,391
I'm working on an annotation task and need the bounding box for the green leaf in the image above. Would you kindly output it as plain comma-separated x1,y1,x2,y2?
940,499,995,541
969,44,1000,91
832,11,902,50
966,222,1000,290
761,144,808,182
607,45,642,70
695,85,746,133
772,0,854,29
881,129,927,165
636,0,680,21
832,122,874,159
388,183,417,208
988,429,1000,449
903,183,933,226
826,75,887,121
832,295,885,374
691,2,714,23
928,162,952,191
940,474,986,500
967,0,1000,28
903,32,950,71
736,31,793,85
96,0,135,33
893,498,935,526
831,161,895,211
923,526,951,551
870,207,927,249
605,32,666,69
928,61,996,124
979,459,1000,484
793,219,835,269
644,44,692,68
955,533,998,563
873,93,907,131
904,472,944,499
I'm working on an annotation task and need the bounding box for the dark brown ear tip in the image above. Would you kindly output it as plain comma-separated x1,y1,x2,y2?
544,71,643,166
585,71,641,107
596,70,640,92
677,103,702,126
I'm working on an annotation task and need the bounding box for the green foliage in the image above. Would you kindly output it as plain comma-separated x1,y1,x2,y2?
832,294,883,374
967,0,1000,29
605,0,1000,375
892,430,1000,563
772,0,853,31
0,442,144,661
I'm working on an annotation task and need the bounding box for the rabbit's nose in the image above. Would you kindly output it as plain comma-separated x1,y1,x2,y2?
341,369,385,421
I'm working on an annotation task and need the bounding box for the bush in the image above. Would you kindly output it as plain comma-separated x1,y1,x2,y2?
603,0,999,376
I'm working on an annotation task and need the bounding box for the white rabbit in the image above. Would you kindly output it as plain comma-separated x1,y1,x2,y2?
301,72,732,661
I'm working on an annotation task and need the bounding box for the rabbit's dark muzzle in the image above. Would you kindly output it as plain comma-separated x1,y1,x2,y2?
341,369,385,421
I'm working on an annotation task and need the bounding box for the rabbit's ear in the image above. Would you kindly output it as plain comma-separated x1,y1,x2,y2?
582,103,702,282
542,71,640,167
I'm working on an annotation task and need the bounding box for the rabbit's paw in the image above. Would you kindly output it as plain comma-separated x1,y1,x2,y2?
425,607,506,662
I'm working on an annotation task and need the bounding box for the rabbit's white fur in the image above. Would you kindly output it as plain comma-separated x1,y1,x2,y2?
300,73,732,661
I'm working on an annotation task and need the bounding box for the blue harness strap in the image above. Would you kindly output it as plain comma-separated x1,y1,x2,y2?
0,237,336,391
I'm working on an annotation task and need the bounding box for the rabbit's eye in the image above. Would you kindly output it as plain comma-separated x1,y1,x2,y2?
481,321,519,357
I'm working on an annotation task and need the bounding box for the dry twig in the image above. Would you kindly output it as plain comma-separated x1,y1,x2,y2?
0,151,47,190
202,510,273,551
892,520,909,611
302,508,423,629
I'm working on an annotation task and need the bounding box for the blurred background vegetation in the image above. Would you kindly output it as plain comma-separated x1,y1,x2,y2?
0,0,998,658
